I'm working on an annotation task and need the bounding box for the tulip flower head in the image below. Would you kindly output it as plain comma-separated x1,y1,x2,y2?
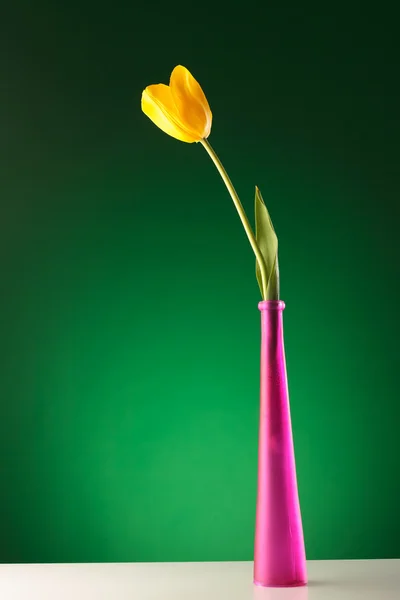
141,65,212,143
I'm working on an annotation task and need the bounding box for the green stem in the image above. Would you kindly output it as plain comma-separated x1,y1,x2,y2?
200,138,268,299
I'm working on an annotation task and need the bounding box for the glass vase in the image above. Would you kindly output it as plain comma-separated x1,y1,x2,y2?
254,300,307,587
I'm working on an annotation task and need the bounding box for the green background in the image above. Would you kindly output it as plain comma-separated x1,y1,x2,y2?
1,1,399,562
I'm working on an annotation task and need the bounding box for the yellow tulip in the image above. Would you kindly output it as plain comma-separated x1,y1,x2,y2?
141,65,212,143
141,65,275,300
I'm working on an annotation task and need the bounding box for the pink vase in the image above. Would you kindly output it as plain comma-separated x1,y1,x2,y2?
253,300,307,587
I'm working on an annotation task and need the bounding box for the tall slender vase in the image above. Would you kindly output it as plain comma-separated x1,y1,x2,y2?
254,300,307,587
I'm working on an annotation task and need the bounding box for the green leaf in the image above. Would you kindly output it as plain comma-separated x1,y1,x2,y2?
255,186,280,300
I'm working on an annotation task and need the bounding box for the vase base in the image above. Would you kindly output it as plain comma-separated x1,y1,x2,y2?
254,579,307,588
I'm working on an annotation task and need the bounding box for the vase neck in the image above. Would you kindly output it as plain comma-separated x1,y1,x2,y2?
258,300,285,312
259,300,285,356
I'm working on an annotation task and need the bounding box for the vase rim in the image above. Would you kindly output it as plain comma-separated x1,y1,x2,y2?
258,300,285,311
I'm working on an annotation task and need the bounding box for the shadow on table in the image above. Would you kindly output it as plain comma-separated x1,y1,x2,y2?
253,579,334,599
253,584,308,600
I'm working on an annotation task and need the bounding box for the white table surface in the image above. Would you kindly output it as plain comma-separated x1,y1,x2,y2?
0,560,398,599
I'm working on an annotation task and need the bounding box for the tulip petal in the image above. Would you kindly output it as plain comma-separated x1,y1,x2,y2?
141,84,198,143
170,66,212,139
